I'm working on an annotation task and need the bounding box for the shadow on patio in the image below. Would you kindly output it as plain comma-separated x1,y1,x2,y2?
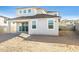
0,33,20,43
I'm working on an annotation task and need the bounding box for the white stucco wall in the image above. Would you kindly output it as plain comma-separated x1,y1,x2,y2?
29,18,59,35
8,21,17,33
8,18,59,35
16,8,36,16
16,8,47,17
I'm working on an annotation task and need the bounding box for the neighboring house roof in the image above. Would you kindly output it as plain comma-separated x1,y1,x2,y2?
0,16,10,20
11,14,60,20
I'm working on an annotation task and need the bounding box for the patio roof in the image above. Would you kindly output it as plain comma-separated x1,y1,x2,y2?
0,16,10,20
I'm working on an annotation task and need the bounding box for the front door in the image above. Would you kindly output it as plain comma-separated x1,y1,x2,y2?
19,22,28,32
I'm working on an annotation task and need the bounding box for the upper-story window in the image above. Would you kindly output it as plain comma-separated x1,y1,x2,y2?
19,10,22,14
28,9,31,13
48,20,53,29
24,10,26,13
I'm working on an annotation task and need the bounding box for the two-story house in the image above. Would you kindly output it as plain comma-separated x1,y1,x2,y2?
7,7,60,35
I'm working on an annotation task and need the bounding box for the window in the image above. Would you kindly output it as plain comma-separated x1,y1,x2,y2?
48,20,53,29
24,10,26,13
4,20,7,23
19,10,22,13
28,9,31,13
32,21,36,29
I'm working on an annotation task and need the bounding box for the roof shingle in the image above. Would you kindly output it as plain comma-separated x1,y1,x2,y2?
11,14,60,20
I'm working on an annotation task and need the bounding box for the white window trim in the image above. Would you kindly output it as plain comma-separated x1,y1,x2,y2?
31,20,37,30
47,19,54,30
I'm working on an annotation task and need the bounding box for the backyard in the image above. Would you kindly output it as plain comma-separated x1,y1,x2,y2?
0,31,79,51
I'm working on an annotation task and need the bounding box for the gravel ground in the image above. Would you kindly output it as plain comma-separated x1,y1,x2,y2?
0,31,79,52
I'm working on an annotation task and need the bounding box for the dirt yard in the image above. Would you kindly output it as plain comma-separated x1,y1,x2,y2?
0,31,79,52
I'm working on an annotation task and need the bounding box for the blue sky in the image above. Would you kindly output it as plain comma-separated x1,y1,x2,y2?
0,6,79,20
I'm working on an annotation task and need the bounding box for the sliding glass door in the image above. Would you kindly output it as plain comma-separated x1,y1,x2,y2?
19,22,28,32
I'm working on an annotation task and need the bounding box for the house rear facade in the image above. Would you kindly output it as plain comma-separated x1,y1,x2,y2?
1,7,60,35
